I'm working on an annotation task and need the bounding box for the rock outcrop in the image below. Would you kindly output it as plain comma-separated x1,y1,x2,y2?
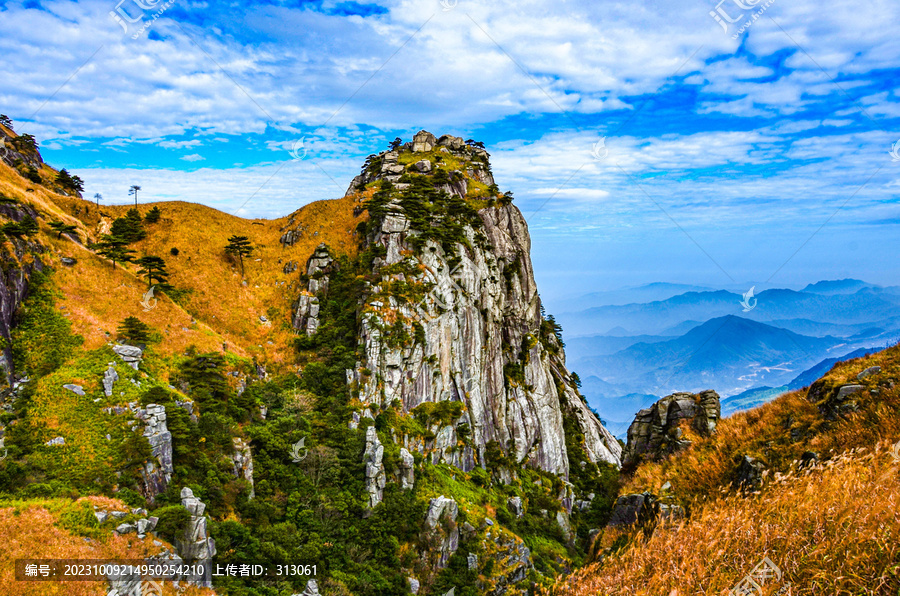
292,243,334,335
341,133,621,479
425,496,459,569
113,344,143,370
129,403,173,502
621,390,720,468
176,487,216,588
363,426,386,508
231,437,255,499
0,234,43,382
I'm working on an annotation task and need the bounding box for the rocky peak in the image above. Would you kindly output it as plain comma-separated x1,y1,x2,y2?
621,390,721,468
336,134,621,482
344,130,494,199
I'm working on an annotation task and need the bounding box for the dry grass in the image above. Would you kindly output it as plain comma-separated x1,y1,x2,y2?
551,346,900,595
552,444,900,595
0,496,213,596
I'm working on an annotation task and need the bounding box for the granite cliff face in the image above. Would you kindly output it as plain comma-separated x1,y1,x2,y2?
300,132,621,487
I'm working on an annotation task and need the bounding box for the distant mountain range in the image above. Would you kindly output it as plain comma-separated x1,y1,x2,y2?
560,280,900,429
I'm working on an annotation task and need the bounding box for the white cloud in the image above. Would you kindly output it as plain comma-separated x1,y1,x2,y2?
180,153,205,161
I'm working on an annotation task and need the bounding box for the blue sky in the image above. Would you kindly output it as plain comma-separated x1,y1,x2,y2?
2,0,899,306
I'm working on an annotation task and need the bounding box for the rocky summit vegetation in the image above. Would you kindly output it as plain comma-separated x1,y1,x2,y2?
0,121,896,596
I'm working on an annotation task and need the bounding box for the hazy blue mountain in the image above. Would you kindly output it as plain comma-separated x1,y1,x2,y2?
566,333,675,356
801,279,873,295
572,315,844,399
720,386,789,418
554,282,715,313
558,287,900,337
718,346,884,417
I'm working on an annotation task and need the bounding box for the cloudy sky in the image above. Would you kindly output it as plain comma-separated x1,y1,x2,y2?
3,0,899,305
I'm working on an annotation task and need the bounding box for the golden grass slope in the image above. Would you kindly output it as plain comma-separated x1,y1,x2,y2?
0,496,213,596
550,345,900,595
0,138,366,371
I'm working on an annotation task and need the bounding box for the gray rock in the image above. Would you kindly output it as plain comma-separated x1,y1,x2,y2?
736,455,766,490
425,496,459,568
112,344,143,370
467,553,478,570
300,579,319,595
414,159,432,173
622,390,720,467
259,314,268,323
363,426,386,508
102,366,118,397
837,384,865,398
111,511,128,519
130,403,172,502
94,511,108,523
231,438,255,499
857,366,881,380
408,577,420,594
398,447,415,489
608,493,658,527
175,487,216,588
45,436,65,446
283,260,298,274
412,130,436,152
60,257,77,266
63,384,85,396
115,523,136,534
507,496,524,518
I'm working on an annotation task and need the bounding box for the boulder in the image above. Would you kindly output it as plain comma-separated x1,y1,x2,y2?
63,384,85,396
113,344,143,370
412,130,436,152
858,366,881,380
622,390,720,467
507,496,524,518
607,493,658,527
736,455,766,490
414,159,432,173
408,577,420,594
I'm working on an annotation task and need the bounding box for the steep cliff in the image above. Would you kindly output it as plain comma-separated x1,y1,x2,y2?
308,132,621,483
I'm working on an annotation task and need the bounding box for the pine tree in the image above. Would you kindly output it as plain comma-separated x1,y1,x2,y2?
94,235,135,267
136,255,170,289
129,185,142,206
117,316,151,345
224,235,254,276
2,215,39,237
110,208,146,243
145,206,162,223
49,221,78,240
0,114,13,130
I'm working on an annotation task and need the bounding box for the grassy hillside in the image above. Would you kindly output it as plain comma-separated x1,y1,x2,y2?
0,495,213,596
551,345,900,595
